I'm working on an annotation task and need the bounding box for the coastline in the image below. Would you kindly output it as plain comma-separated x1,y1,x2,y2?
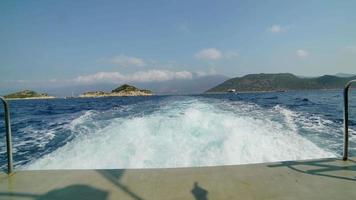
203,88,345,94
5,96,57,101
78,94,153,98
79,91,153,98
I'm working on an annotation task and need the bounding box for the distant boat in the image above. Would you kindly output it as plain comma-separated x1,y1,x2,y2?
65,91,76,99
227,89,236,93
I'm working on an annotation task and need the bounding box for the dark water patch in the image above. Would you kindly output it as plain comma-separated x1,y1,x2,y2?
264,96,278,100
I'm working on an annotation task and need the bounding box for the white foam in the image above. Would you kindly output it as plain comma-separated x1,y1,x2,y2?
25,98,336,170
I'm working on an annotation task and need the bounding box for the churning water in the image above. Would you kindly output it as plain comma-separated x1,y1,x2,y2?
0,90,355,170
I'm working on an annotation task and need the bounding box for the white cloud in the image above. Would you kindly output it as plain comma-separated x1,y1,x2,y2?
195,68,217,77
106,55,145,67
74,72,125,83
74,69,193,84
296,49,309,58
224,50,239,58
195,48,239,60
195,48,222,60
267,25,288,33
14,80,28,83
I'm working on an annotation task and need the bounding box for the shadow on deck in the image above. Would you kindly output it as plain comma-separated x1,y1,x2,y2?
268,158,356,182
0,169,145,200
0,184,108,200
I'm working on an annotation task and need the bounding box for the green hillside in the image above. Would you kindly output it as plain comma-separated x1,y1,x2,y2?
206,73,356,93
4,90,51,99
112,84,152,94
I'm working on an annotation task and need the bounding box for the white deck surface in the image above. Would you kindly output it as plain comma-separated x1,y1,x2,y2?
0,157,355,200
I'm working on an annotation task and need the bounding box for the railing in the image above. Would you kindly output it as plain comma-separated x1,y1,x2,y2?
343,80,356,161
0,81,354,174
0,97,13,174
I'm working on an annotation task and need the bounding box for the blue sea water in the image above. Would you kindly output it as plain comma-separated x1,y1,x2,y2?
0,90,355,171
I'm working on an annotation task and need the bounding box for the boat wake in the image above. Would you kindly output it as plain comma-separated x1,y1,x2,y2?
25,97,337,170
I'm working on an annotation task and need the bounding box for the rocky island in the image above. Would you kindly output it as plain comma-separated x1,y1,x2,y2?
3,90,55,100
79,84,153,98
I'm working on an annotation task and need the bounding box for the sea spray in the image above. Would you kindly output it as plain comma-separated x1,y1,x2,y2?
25,97,336,170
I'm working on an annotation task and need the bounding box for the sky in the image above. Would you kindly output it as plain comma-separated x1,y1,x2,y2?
1,0,356,92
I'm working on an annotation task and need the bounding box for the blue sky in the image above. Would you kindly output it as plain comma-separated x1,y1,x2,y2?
1,0,356,90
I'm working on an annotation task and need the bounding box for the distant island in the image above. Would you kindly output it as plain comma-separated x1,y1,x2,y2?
206,73,356,93
79,84,153,98
4,90,55,100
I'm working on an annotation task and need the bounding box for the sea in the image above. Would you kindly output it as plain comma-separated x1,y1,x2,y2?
0,90,355,171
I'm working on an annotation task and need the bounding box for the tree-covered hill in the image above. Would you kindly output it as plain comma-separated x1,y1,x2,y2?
206,73,356,93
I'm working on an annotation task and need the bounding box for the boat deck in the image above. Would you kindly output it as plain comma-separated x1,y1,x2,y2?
0,157,355,200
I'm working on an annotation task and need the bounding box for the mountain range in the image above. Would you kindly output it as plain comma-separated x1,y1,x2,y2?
35,74,229,97
206,73,356,93
2,73,356,97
